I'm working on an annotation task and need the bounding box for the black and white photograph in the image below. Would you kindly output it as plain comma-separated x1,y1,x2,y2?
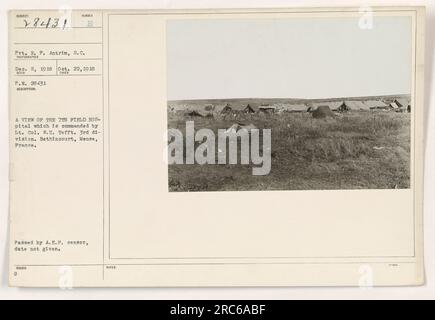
167,16,412,192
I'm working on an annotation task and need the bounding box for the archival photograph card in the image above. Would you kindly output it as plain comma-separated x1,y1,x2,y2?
8,7,425,287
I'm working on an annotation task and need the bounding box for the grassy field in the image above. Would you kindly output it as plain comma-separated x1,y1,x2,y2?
168,111,410,192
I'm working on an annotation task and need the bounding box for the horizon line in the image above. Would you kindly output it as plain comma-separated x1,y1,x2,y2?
168,93,411,102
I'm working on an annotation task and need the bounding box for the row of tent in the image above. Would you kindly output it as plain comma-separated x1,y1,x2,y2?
168,98,411,117
309,99,411,112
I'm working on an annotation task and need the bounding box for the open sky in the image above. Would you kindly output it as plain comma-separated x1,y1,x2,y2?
167,16,412,101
